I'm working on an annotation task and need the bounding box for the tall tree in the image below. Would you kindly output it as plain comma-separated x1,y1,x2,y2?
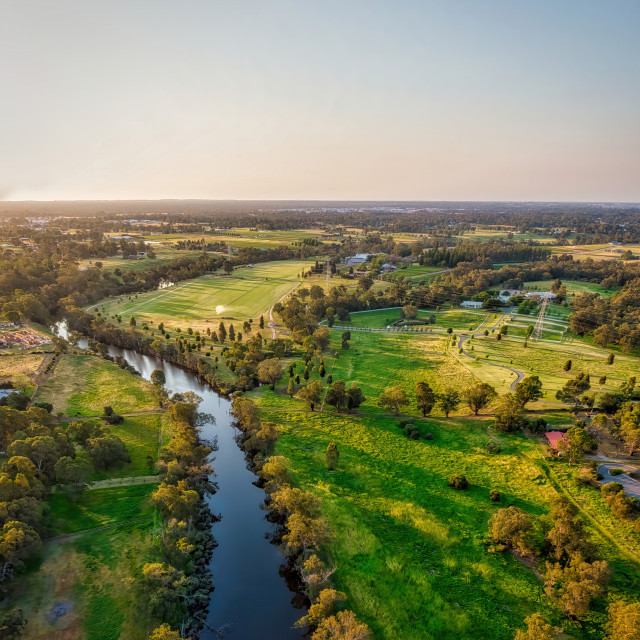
415,382,436,417
378,386,408,415
462,383,497,416
325,381,348,412
437,389,460,418
514,375,543,407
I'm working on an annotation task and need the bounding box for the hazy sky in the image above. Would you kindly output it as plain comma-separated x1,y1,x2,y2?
1,1,639,202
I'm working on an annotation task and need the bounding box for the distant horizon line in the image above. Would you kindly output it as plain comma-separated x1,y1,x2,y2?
2,198,640,205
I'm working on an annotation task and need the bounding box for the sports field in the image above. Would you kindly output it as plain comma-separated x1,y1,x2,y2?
95,260,309,329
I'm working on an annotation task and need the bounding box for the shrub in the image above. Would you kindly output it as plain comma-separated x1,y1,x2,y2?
449,474,468,490
489,490,501,502
485,441,501,454
423,432,434,440
609,468,625,476
409,430,420,440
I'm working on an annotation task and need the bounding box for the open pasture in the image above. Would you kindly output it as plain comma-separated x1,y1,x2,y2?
550,243,640,262
143,227,332,249
464,335,639,403
78,245,186,273
37,354,157,416
0,352,46,384
253,327,640,640
95,260,308,329
2,485,156,640
524,279,617,296
339,308,493,331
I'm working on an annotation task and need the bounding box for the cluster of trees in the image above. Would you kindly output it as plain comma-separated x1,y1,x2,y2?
142,391,216,638
489,496,621,632
570,279,640,352
418,239,551,268
0,405,130,589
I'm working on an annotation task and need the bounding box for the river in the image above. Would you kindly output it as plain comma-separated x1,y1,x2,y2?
55,325,304,639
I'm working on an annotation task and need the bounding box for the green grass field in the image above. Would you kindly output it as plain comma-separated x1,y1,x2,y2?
90,413,168,480
524,279,617,296
337,308,494,331
252,330,640,640
461,335,640,403
1,485,156,640
94,259,310,330
36,354,158,416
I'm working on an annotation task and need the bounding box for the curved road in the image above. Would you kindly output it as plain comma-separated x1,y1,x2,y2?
457,309,525,391
597,463,640,499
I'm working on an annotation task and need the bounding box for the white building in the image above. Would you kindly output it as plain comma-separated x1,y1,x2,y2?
461,301,483,309
525,291,557,300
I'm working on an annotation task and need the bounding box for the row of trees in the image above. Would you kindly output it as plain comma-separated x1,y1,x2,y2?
141,391,216,639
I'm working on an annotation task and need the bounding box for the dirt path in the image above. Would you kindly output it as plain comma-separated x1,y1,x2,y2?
57,408,165,422
86,474,160,490
268,282,300,339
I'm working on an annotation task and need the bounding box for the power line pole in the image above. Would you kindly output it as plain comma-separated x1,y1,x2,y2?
532,295,548,341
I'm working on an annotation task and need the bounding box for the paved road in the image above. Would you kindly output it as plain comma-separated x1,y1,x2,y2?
598,463,640,499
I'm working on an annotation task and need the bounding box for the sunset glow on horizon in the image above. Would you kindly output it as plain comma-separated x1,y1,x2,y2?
1,0,639,202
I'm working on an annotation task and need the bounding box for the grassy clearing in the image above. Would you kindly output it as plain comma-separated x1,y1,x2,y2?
262,407,554,640
0,352,46,383
462,336,639,403
339,308,493,331
49,484,156,534
78,245,187,273
37,354,157,416
300,331,480,415
524,279,617,297
143,227,330,249
94,259,309,330
1,486,156,640
253,326,640,639
90,413,168,480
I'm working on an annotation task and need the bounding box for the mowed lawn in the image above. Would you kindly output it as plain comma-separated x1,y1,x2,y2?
37,354,157,416
95,260,309,329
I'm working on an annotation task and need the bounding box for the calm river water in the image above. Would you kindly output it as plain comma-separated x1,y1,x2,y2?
56,326,304,639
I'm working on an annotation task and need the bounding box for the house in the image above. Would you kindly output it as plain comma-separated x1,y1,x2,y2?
460,301,483,309
344,253,371,266
382,264,396,270
525,291,557,300
497,289,522,303
545,431,566,450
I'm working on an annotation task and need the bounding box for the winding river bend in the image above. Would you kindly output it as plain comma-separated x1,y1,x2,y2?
57,327,304,639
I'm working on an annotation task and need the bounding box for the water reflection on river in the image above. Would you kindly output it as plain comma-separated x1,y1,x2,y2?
55,324,304,639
